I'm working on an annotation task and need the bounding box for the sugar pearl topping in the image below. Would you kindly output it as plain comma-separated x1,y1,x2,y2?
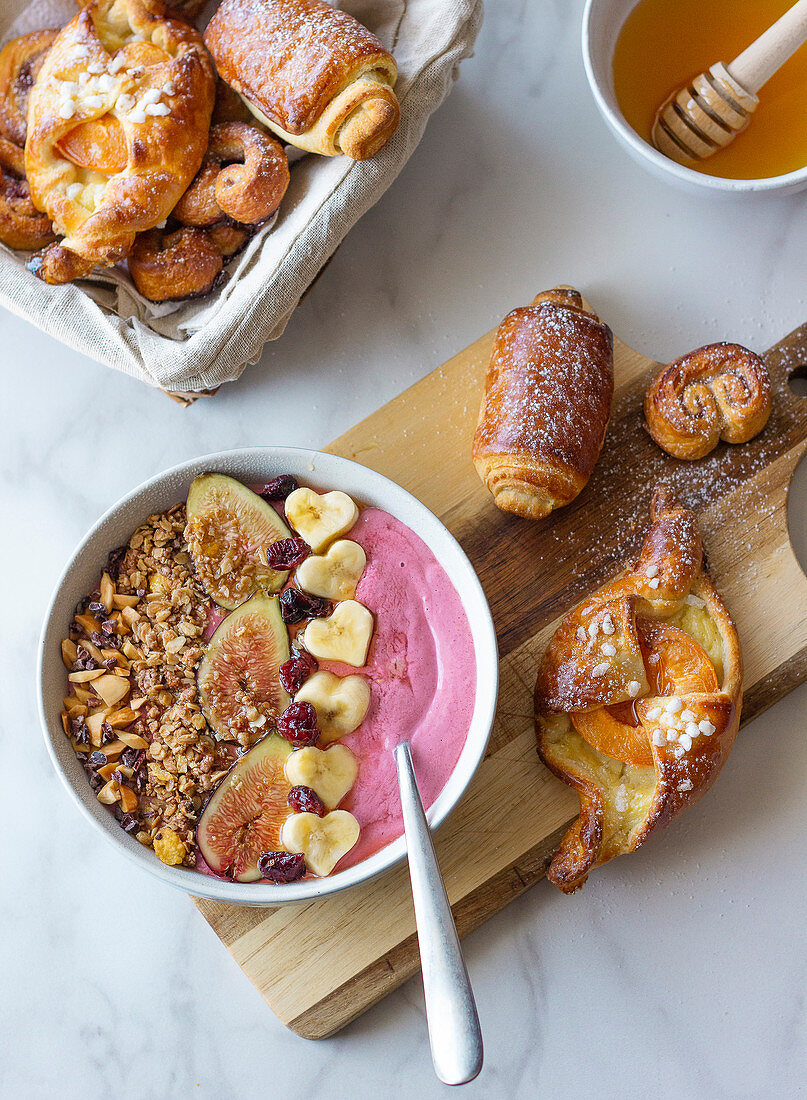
601,642,616,657
665,696,683,714
587,620,599,638
677,778,693,792
601,615,615,635
591,662,610,677
648,577,660,589
645,564,659,578
699,719,716,735
628,680,641,697
652,730,665,746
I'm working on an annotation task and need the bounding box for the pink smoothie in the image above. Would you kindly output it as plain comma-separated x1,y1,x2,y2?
322,508,477,869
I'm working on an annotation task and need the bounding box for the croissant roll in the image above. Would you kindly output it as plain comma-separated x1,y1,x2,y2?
644,342,772,460
535,488,743,893
472,288,614,520
204,0,400,160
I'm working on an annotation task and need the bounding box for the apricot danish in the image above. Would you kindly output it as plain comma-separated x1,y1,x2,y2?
172,122,289,227
0,29,59,147
644,342,772,460
535,487,742,893
25,0,215,283
0,138,54,250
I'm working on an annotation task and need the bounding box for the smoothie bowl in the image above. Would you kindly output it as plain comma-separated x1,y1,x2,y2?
38,449,498,905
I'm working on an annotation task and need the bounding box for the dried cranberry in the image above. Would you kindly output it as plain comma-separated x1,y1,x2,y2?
87,750,107,769
106,545,127,579
265,537,310,570
279,648,318,695
257,851,306,883
259,475,298,501
276,701,320,746
288,786,326,816
279,588,331,625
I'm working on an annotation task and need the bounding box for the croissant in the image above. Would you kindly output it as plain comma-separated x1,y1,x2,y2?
472,288,614,520
204,0,400,160
535,488,742,893
644,342,772,460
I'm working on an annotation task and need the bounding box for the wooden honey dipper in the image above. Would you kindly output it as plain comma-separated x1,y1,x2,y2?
652,0,807,165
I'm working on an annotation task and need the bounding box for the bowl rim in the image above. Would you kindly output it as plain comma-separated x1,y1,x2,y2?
581,0,807,193
37,447,499,906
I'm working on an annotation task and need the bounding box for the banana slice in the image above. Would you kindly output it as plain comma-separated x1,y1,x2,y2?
285,744,358,809
296,539,367,601
284,488,359,553
282,809,360,877
303,600,373,667
295,670,370,742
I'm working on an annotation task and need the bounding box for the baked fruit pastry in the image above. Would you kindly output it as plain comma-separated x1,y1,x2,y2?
472,288,614,520
535,488,742,892
24,0,215,284
204,0,400,160
0,29,59,147
644,342,772,460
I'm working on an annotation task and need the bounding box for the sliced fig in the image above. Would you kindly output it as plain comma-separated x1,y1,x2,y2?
196,733,292,881
186,472,293,609
198,593,291,742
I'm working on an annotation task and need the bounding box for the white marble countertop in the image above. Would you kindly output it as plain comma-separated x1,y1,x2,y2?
3,1,807,1096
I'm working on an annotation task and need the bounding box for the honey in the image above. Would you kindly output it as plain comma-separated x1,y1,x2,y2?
613,0,807,179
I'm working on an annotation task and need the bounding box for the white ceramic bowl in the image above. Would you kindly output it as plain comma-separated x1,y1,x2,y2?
38,448,499,906
583,0,807,196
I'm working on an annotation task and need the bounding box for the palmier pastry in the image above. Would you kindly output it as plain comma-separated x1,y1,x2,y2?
472,288,614,520
204,0,400,160
0,138,55,250
0,30,59,147
535,488,742,893
25,0,215,283
644,342,772,460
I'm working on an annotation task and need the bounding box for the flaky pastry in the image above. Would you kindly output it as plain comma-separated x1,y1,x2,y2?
644,342,772,460
0,138,55,250
535,488,742,892
472,288,614,520
0,30,59,148
204,0,400,160
25,0,215,282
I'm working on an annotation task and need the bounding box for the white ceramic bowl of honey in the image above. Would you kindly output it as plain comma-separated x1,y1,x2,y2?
583,0,807,196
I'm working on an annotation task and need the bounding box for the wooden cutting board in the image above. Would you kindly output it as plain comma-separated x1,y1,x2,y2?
195,301,807,1039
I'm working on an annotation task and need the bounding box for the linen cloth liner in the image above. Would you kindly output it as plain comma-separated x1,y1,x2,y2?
0,0,483,392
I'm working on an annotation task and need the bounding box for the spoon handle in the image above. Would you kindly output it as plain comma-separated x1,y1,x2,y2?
729,0,807,94
394,741,483,1086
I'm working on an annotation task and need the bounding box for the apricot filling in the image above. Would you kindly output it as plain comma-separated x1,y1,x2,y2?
571,615,719,766
58,115,127,174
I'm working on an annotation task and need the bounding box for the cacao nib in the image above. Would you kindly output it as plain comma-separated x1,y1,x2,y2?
91,629,119,650
279,648,318,695
121,748,138,768
118,813,139,833
102,657,117,671
87,750,107,769
288,786,326,816
71,716,89,745
88,601,106,616
276,701,320,746
259,475,298,501
257,851,306,883
265,537,310,570
101,722,117,745
279,588,332,625
101,620,117,636
106,545,127,579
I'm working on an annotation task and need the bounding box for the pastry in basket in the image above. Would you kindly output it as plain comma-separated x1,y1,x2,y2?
0,29,59,147
0,137,55,250
535,488,743,893
128,222,250,300
24,0,215,284
204,0,400,160
645,342,772,460
472,288,614,520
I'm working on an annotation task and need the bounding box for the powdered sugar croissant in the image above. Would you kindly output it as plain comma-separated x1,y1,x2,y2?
644,342,771,460
535,487,742,893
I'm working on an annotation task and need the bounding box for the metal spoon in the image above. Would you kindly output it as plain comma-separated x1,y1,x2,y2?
394,740,483,1085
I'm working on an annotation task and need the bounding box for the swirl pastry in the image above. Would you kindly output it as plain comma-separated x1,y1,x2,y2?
128,221,250,300
0,30,59,148
535,488,742,893
644,342,772,460
25,0,215,283
204,0,400,160
472,288,614,520
0,138,55,250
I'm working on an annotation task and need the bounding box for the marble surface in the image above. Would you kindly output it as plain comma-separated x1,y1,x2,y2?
3,1,807,1096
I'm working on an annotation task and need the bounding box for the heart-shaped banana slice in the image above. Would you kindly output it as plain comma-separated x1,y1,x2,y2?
303,600,373,667
296,539,367,601
284,488,359,553
294,670,370,742
285,744,358,809
282,809,360,877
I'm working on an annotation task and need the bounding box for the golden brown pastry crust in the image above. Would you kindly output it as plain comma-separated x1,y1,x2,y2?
204,0,399,159
25,0,215,280
535,488,742,892
644,342,772,460
128,220,251,300
472,288,614,520
0,138,55,250
0,30,59,148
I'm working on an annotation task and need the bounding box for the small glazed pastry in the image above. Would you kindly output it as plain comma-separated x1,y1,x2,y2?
25,0,215,283
0,138,55,250
472,288,614,520
128,221,250,300
0,29,59,147
644,342,772,460
535,488,743,893
204,0,400,160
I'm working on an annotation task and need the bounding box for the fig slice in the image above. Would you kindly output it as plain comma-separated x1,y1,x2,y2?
198,593,291,742
196,733,293,881
186,473,293,609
